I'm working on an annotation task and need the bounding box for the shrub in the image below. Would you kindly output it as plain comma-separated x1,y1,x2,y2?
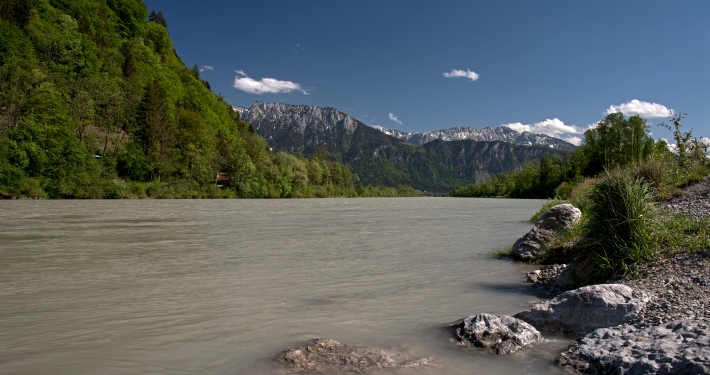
572,170,657,283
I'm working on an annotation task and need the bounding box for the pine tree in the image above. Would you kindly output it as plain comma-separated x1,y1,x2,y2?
137,80,174,180
148,10,168,29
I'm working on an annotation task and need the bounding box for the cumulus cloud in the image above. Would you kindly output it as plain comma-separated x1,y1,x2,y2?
563,136,583,146
503,118,581,137
389,113,403,124
443,68,479,82
606,99,673,118
200,65,214,72
232,70,308,95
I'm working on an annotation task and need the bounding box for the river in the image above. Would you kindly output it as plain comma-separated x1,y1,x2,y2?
0,198,570,374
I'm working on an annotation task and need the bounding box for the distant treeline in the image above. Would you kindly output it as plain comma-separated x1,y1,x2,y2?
452,112,709,198
0,0,419,198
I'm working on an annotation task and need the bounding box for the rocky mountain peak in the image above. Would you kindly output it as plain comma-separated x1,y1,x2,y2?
240,101,358,134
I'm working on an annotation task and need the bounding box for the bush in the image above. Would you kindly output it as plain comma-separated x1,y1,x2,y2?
572,170,657,283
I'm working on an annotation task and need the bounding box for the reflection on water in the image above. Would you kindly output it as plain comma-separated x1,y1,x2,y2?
0,198,568,374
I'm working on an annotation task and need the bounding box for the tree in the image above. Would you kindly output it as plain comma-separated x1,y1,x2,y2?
148,10,168,29
660,112,710,167
137,80,174,181
582,112,654,176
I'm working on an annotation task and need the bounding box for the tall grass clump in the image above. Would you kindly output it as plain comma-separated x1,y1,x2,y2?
573,170,657,283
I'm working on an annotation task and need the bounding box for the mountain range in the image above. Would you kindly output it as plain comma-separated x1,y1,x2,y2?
370,125,576,150
237,102,568,191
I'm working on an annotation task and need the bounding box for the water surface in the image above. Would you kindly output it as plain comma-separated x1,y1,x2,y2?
0,198,569,374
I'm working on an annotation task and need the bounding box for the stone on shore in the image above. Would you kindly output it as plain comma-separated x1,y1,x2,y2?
514,284,649,337
447,313,543,354
512,203,582,262
556,320,710,374
276,338,430,373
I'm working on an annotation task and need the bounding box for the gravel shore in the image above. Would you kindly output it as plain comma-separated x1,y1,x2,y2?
662,175,710,220
618,174,710,328
616,251,710,327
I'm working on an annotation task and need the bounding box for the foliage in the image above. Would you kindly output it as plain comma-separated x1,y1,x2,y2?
452,111,702,199
659,113,710,169
0,0,422,199
452,153,584,199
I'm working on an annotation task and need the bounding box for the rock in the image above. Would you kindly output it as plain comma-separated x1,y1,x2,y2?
276,338,430,373
447,313,543,354
512,204,581,262
514,284,649,337
556,320,710,374
553,267,574,288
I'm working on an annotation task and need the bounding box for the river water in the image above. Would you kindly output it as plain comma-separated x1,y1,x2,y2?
0,198,570,375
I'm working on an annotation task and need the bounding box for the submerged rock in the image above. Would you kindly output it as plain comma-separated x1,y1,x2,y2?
514,284,649,337
276,338,430,373
447,313,543,354
556,320,710,374
512,204,581,262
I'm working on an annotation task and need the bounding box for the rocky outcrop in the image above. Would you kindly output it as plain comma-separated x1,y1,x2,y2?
276,338,430,373
556,321,710,374
512,204,582,262
371,125,577,150
515,284,649,337
447,313,543,354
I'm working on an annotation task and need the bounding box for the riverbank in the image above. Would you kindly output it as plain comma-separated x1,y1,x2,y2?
519,175,710,373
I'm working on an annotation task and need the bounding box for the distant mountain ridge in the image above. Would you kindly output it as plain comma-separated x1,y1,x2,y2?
237,101,567,191
370,125,576,150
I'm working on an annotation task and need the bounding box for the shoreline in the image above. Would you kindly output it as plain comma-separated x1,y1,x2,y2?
513,175,710,373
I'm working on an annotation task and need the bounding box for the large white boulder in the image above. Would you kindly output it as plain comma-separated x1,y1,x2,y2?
512,203,582,262
514,284,649,337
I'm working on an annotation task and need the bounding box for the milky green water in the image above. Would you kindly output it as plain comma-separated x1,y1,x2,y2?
0,198,570,375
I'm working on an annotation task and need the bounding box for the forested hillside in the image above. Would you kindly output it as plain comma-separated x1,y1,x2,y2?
0,0,412,198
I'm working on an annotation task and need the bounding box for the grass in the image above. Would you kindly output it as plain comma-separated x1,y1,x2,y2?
656,214,710,255
571,169,657,283
488,246,513,259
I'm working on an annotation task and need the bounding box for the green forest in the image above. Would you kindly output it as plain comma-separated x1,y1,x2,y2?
0,0,419,198
452,112,710,199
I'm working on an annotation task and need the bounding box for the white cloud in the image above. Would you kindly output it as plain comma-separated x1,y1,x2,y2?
443,68,479,82
563,136,583,146
232,70,308,95
503,118,581,138
200,65,214,72
606,99,673,118
389,113,403,124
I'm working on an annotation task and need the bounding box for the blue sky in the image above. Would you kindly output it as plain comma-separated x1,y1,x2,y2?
145,0,710,144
